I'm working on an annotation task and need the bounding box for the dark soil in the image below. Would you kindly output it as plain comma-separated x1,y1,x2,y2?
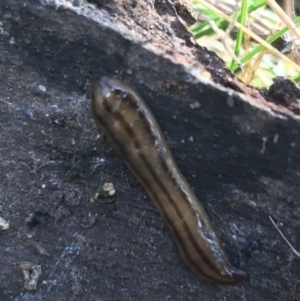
0,1,299,300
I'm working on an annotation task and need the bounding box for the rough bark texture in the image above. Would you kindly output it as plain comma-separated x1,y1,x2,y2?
0,0,299,300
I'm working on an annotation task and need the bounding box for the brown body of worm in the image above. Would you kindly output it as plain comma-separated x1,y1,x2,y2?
89,77,247,284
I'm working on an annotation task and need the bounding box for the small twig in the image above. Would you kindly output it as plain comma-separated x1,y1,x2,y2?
208,20,243,68
284,0,296,19
269,215,300,258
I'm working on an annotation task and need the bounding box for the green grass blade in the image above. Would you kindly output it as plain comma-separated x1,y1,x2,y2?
230,0,248,69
